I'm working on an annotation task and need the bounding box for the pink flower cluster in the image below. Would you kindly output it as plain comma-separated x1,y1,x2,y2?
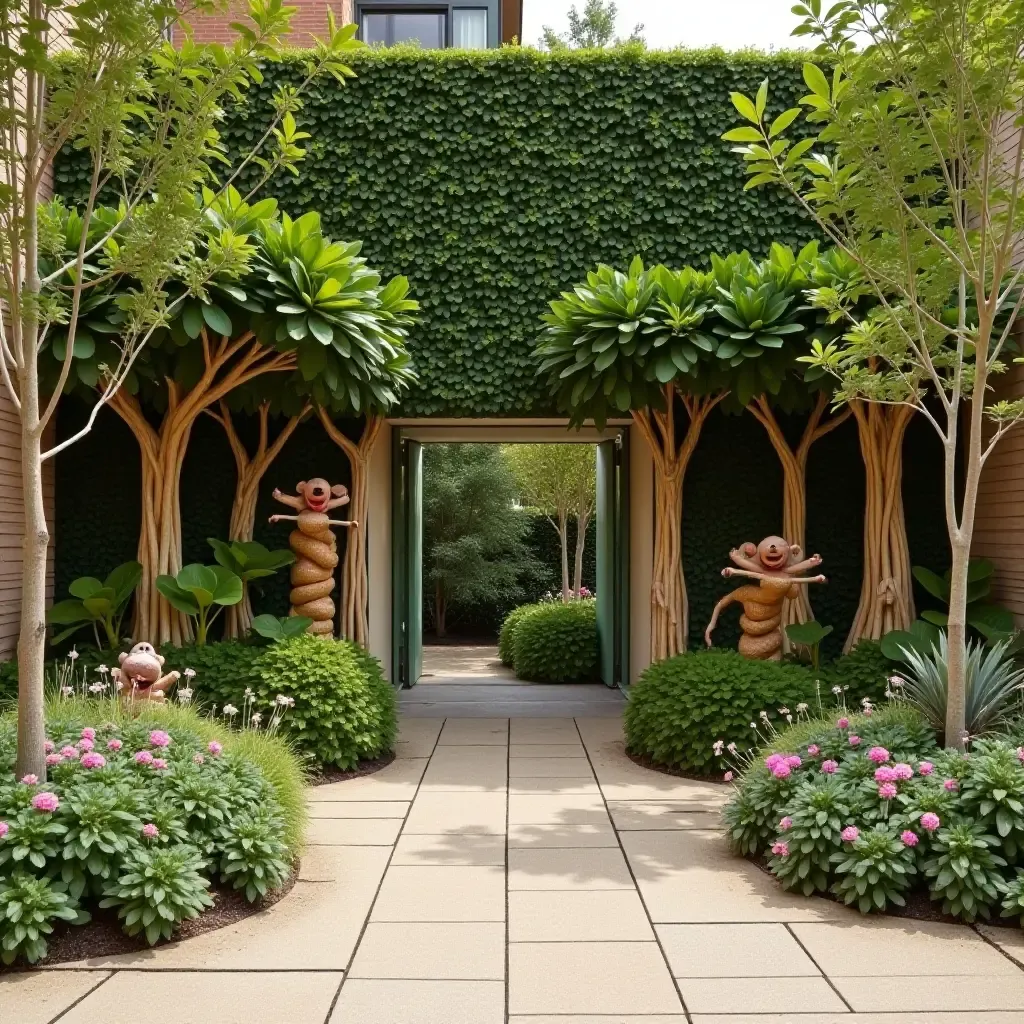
135,750,154,765
848,735,861,747
208,741,223,757
141,823,160,839
60,746,77,759
0,821,8,839
901,830,919,847
43,740,54,753
723,771,733,782
107,739,123,751
841,826,859,842
80,752,106,770
821,760,839,774
920,812,941,832
779,816,793,831
944,778,959,792
893,763,914,780
149,730,171,748
78,737,94,751
877,782,898,800
837,717,849,729
1017,747,1024,765
765,753,801,779
771,841,790,857
874,765,898,783
81,727,96,741
806,744,820,756
31,792,59,813
919,761,934,775
867,746,890,763
20,774,38,785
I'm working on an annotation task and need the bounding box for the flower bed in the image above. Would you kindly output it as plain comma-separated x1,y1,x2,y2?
0,698,305,965
720,702,1024,926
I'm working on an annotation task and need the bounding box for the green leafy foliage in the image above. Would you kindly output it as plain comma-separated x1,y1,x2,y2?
924,823,1007,922
249,635,396,769
156,564,244,645
722,769,797,857
785,620,832,671
250,614,314,641
499,603,543,667
624,649,815,773
217,806,291,901
831,825,917,913
47,562,142,648
1001,872,1024,925
769,776,852,895
100,844,213,945
960,741,1024,860
511,600,598,684
821,640,893,707
53,49,817,417
0,873,84,965
209,539,293,584
911,559,1014,642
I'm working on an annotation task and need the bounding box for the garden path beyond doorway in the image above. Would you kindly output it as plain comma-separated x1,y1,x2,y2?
419,644,515,683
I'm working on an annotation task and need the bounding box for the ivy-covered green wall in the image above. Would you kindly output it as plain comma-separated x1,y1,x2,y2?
53,48,818,418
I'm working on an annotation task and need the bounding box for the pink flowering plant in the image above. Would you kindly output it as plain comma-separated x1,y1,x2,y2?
0,704,302,964
830,824,918,913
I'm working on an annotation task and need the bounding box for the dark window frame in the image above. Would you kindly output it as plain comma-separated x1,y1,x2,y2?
360,7,450,47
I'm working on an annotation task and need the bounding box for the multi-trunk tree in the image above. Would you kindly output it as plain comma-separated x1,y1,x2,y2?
46,196,417,646
727,0,1024,743
4,0,357,776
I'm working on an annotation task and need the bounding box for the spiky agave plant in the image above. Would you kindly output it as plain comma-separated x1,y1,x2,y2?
898,634,1024,742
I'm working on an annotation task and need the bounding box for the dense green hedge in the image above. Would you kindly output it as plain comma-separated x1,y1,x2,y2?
54,47,818,417
511,599,598,683
625,649,817,774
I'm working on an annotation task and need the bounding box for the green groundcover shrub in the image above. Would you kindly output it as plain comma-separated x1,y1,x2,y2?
248,635,397,770
821,640,893,707
0,698,305,964
721,702,1024,924
625,649,816,775
512,600,598,684
498,603,542,667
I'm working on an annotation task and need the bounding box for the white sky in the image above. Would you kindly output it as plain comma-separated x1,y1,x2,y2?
522,0,808,52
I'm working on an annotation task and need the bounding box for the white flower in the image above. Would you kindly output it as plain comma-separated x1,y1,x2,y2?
61,685,74,697
88,682,106,694
251,712,263,727
177,687,193,705
96,664,109,675
796,703,808,713
712,739,724,756
115,680,124,691
222,704,239,717
759,710,770,722
275,694,295,708
244,687,254,699
888,675,905,688
727,742,737,754
183,667,196,680
750,722,757,729
67,647,79,661
786,714,793,723
831,685,842,695
778,707,790,716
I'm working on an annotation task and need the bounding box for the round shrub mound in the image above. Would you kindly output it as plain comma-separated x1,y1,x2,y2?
251,635,396,770
498,603,541,667
625,649,815,774
822,639,892,706
512,600,597,683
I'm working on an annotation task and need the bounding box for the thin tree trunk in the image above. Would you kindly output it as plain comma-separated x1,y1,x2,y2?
15,376,48,780
844,401,915,651
319,410,383,648
559,510,570,602
573,509,590,596
109,331,296,645
748,393,851,649
633,386,726,662
435,580,446,638
212,401,307,638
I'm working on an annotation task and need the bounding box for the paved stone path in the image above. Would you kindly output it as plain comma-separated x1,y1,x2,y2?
7,715,1024,1022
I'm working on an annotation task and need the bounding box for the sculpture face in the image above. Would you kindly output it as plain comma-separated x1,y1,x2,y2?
757,535,791,571
295,478,348,514
118,642,165,684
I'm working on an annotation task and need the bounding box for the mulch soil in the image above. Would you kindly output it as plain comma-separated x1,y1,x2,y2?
308,750,396,786
1,865,299,971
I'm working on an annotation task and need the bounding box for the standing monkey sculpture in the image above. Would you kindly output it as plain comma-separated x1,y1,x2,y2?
704,536,826,660
270,479,358,636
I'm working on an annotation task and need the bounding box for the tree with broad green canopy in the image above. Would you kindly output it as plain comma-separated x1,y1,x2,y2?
0,0,360,778
503,444,596,602
724,0,1024,748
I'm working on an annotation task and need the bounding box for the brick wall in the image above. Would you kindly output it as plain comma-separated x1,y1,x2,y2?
175,0,354,47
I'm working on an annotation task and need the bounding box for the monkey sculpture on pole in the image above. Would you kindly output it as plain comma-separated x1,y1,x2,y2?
704,536,826,660
270,478,358,636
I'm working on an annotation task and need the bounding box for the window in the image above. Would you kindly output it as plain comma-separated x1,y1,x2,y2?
452,8,487,48
361,10,447,48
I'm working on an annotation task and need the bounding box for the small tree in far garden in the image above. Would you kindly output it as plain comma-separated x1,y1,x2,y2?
540,0,644,50
725,0,1024,746
504,444,596,601
422,445,542,638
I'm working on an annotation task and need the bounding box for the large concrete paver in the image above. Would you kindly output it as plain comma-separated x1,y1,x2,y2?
349,922,505,979
0,970,111,1024
370,865,506,921
679,975,848,1014
835,973,1024,1013
508,846,634,890
657,922,822,977
510,889,655,941
59,970,342,1024
330,979,504,1023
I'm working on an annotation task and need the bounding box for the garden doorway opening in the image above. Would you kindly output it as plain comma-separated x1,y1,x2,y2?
390,425,630,691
